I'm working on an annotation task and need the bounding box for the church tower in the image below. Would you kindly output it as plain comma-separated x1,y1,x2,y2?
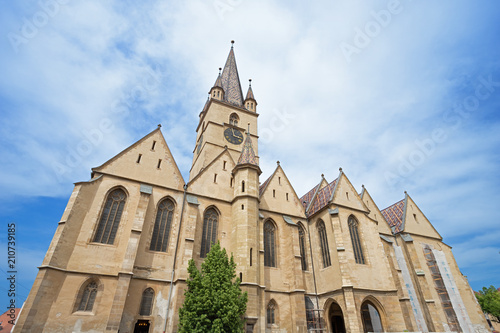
190,41,258,182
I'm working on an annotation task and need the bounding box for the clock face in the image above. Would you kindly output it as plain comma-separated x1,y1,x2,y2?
224,128,243,145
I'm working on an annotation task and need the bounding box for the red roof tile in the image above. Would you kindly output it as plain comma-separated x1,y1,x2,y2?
305,178,338,217
381,199,405,233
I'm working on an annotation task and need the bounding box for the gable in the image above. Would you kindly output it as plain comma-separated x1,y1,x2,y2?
92,128,184,190
361,188,393,234
403,195,442,239
331,172,369,213
259,165,306,218
188,149,236,201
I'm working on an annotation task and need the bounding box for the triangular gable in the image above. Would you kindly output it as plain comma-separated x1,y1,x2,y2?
92,126,184,190
259,164,306,218
331,171,369,213
381,198,406,234
403,194,442,239
361,187,393,235
188,149,236,201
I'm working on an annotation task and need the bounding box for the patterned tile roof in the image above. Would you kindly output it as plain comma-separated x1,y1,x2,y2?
381,199,405,233
245,84,255,101
237,133,258,166
220,46,244,107
259,174,272,197
299,183,320,210
305,178,338,217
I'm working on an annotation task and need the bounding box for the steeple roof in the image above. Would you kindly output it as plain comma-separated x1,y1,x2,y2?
245,79,255,101
212,68,223,89
237,131,258,166
220,42,244,107
381,198,406,233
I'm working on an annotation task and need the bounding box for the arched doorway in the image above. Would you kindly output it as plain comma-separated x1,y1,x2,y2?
361,301,383,333
328,302,346,333
133,319,150,333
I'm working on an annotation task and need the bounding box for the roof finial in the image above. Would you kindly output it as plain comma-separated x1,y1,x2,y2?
249,79,252,87
277,161,280,165
362,184,365,188
247,123,250,134
321,174,324,178
218,67,222,75
231,40,235,48
339,167,343,172
157,124,162,128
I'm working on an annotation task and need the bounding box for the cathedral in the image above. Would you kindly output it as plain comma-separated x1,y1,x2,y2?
14,43,490,333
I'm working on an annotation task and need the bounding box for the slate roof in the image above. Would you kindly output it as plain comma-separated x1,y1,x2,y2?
220,46,244,107
302,178,338,217
381,199,405,233
237,133,258,166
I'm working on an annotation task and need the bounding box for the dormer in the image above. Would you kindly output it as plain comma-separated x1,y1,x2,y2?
244,79,257,112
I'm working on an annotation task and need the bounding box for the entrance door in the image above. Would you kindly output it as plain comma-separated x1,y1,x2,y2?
133,320,150,333
329,303,346,333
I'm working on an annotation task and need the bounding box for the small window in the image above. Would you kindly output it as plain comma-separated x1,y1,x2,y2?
250,248,253,266
223,161,227,170
239,272,243,281
241,204,244,210
214,174,217,183
273,189,276,198
157,159,162,169
242,181,245,192
151,141,156,150
77,281,98,312
346,192,349,200
139,288,154,316
286,193,289,201
229,113,239,126
278,177,281,185
267,301,277,325
137,154,142,163
230,178,233,187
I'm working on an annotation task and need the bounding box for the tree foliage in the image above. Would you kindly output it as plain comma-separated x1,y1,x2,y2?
476,285,500,321
178,242,248,333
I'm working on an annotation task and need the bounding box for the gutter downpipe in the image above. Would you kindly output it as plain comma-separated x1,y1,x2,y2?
305,210,323,331
163,184,188,333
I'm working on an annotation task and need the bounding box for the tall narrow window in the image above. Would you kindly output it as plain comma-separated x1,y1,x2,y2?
267,300,277,325
150,198,175,252
264,220,276,267
93,189,127,244
151,140,156,150
139,288,154,316
250,248,253,266
317,220,331,267
361,301,383,333
242,181,245,192
78,281,98,312
298,225,307,271
349,216,365,264
200,208,219,258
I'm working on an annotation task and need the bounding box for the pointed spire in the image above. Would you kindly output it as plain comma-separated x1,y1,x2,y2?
213,67,223,88
245,79,255,100
237,124,258,166
220,41,244,107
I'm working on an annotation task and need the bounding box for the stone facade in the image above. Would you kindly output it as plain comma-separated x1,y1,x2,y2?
14,44,490,333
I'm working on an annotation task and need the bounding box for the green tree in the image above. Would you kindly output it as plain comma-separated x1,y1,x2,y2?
178,242,248,333
476,285,500,321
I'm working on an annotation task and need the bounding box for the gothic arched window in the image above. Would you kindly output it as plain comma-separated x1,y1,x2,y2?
349,216,365,264
317,220,331,267
139,288,154,316
200,208,219,258
229,113,239,126
267,300,277,325
264,220,276,267
361,301,383,333
77,281,98,312
93,188,127,244
298,224,307,271
150,198,175,252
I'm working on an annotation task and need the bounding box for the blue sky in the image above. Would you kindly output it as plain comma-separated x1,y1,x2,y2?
0,0,499,309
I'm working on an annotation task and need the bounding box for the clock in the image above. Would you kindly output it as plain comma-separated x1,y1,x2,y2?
224,128,243,145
